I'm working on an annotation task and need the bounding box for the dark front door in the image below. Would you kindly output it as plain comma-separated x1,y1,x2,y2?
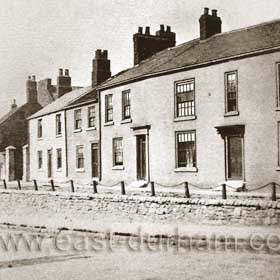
136,135,146,180
91,143,99,178
47,150,52,178
227,136,243,180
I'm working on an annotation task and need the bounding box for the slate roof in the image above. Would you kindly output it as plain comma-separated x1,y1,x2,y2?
28,86,94,119
99,19,280,89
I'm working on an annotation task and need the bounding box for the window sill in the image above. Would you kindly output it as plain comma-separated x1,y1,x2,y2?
275,107,280,112
112,165,124,170
56,168,62,172
104,121,114,127
56,134,62,138
276,167,280,171
37,137,43,141
76,168,85,173
121,118,132,124
174,116,196,122
73,128,82,133
86,127,96,131
174,167,198,173
224,111,239,117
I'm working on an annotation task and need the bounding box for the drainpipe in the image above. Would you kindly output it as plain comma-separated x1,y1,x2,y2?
98,89,102,181
64,110,68,177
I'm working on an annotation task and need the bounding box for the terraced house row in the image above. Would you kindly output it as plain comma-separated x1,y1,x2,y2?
25,8,280,188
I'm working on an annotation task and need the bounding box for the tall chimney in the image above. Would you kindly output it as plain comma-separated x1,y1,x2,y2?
11,99,17,110
199,7,222,40
133,25,176,65
26,75,38,104
92,49,111,87
57,68,72,97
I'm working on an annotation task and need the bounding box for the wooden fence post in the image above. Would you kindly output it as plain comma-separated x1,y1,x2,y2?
33,180,38,191
151,181,155,196
121,181,126,195
50,180,55,192
70,180,75,193
222,183,227,200
184,182,190,198
17,180,21,190
3,179,7,190
272,182,277,201
93,181,98,194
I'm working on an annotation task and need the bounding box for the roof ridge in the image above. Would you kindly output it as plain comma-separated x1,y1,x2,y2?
212,17,280,39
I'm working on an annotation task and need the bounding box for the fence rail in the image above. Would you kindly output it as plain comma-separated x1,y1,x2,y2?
1,179,279,201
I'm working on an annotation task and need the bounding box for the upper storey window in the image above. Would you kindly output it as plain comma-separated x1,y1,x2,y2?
105,94,113,122
225,71,238,113
175,79,195,118
74,109,82,130
277,63,280,108
37,119,42,138
122,90,131,120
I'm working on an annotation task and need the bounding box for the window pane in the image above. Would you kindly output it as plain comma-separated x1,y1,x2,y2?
176,80,195,117
113,138,123,166
105,95,113,122
74,109,82,129
176,131,196,168
226,72,238,112
88,106,95,127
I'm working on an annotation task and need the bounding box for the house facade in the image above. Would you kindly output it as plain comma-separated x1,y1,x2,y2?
28,50,110,183
98,8,280,188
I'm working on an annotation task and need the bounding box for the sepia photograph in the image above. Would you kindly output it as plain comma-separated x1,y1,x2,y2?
0,0,280,279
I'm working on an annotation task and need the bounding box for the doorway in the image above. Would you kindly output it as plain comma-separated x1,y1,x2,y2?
136,135,146,180
47,150,52,178
226,136,243,180
91,143,99,178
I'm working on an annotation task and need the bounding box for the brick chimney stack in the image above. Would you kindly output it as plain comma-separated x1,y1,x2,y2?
11,99,17,110
133,24,176,65
199,7,222,40
26,75,38,104
57,68,72,97
92,49,111,87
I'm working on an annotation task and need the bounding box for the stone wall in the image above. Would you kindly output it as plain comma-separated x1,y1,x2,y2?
0,190,279,230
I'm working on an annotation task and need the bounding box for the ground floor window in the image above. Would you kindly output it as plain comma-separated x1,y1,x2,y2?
56,148,62,169
113,138,123,166
38,151,43,169
176,131,196,168
76,145,84,169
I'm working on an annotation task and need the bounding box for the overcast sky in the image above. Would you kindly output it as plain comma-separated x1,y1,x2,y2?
0,0,280,116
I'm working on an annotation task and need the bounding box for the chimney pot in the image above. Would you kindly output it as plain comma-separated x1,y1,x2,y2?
204,7,209,15
138,27,143,34
212,9,217,17
32,75,36,81
160,24,164,31
28,76,31,80
95,49,102,59
166,25,171,32
145,26,150,35
59,68,63,76
65,69,69,76
102,50,108,59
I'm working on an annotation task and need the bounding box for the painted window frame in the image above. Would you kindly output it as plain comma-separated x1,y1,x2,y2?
112,137,123,166
74,109,82,130
88,106,95,128
175,130,197,169
174,78,196,118
56,148,62,170
56,114,62,136
37,119,43,138
76,145,84,170
225,70,238,114
37,150,43,169
105,94,113,123
276,62,280,108
122,90,131,120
